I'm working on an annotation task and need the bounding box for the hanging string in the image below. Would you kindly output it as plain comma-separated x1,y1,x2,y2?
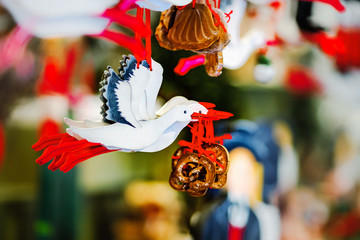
224,10,233,23
205,0,227,33
177,107,232,169
145,9,152,70
136,7,144,68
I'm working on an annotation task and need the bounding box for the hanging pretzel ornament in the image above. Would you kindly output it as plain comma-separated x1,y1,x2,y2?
156,0,230,77
169,102,233,197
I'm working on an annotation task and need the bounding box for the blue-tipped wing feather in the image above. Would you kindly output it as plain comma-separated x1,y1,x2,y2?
99,55,152,128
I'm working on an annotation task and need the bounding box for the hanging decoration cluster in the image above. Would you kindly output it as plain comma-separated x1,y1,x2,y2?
20,0,348,197
170,103,233,197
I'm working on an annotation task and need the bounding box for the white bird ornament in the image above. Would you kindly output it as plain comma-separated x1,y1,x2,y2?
220,0,267,70
130,0,193,11
1,0,193,38
33,55,207,172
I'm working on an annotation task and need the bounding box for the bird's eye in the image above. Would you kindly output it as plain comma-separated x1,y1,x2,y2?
184,110,187,114
199,110,202,114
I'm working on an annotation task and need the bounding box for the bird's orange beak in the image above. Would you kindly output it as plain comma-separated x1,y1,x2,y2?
191,112,202,118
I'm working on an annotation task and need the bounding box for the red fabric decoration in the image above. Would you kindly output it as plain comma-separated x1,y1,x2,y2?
228,224,245,240
39,119,61,138
335,28,360,71
269,1,282,10
302,32,346,57
285,67,323,95
299,0,345,12
37,46,78,95
327,212,360,238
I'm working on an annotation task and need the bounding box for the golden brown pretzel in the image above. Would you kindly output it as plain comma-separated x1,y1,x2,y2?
169,144,229,196
172,153,215,185
203,144,229,175
212,173,227,189
188,155,215,190
169,175,186,191
188,165,203,181
186,187,208,197
171,147,189,169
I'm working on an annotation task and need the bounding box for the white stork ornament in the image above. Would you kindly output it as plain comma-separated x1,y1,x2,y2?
119,0,193,11
2,0,193,38
33,55,207,172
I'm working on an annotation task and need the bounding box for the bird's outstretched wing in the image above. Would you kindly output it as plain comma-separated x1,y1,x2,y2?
100,54,164,126
118,55,164,121
100,55,146,128
124,55,152,121
138,57,163,120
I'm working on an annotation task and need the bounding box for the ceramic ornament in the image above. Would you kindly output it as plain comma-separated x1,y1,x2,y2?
296,0,345,58
32,55,208,172
2,0,117,37
253,54,275,84
156,0,231,77
220,0,267,70
169,103,233,197
306,0,345,12
1,0,152,60
131,0,193,11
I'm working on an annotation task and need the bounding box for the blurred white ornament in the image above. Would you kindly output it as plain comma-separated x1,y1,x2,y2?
221,0,267,69
2,0,117,37
254,63,275,83
135,0,192,11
